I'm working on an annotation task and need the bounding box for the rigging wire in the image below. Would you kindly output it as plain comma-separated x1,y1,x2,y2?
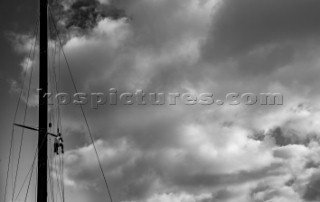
48,140,55,202
51,20,65,202
61,154,66,202
14,128,48,201
49,17,65,201
6,4,66,202
47,41,55,202
7,5,116,202
52,39,62,134
4,16,40,202
24,153,37,202
48,7,114,202
12,18,40,202
14,150,36,200
54,156,63,201
50,7,65,201
35,161,38,202
23,131,55,202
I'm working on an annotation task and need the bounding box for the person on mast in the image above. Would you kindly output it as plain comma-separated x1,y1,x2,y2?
54,128,64,155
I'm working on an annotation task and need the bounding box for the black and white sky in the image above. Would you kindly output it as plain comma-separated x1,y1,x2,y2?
1,0,320,201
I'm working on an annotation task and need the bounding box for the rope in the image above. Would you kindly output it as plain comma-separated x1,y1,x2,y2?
49,7,114,202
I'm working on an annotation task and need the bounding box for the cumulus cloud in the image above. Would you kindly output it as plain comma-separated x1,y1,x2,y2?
55,0,320,200
9,0,320,201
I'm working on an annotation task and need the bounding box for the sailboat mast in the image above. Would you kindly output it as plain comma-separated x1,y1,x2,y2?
38,0,48,201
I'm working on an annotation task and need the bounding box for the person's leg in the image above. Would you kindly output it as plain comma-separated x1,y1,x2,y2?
60,143,64,154
54,143,58,154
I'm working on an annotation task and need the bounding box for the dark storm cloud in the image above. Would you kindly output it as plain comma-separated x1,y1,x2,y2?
252,126,320,147
269,127,301,147
66,0,126,28
202,0,320,75
50,0,126,32
303,173,320,201
173,163,282,188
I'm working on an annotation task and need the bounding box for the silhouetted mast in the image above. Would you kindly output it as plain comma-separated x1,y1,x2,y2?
38,0,48,201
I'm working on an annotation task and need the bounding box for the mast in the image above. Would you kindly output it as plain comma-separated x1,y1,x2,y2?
38,0,48,201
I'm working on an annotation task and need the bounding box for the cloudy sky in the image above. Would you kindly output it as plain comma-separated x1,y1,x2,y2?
1,0,320,201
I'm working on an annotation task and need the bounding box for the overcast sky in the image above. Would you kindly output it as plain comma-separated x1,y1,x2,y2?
2,0,320,202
